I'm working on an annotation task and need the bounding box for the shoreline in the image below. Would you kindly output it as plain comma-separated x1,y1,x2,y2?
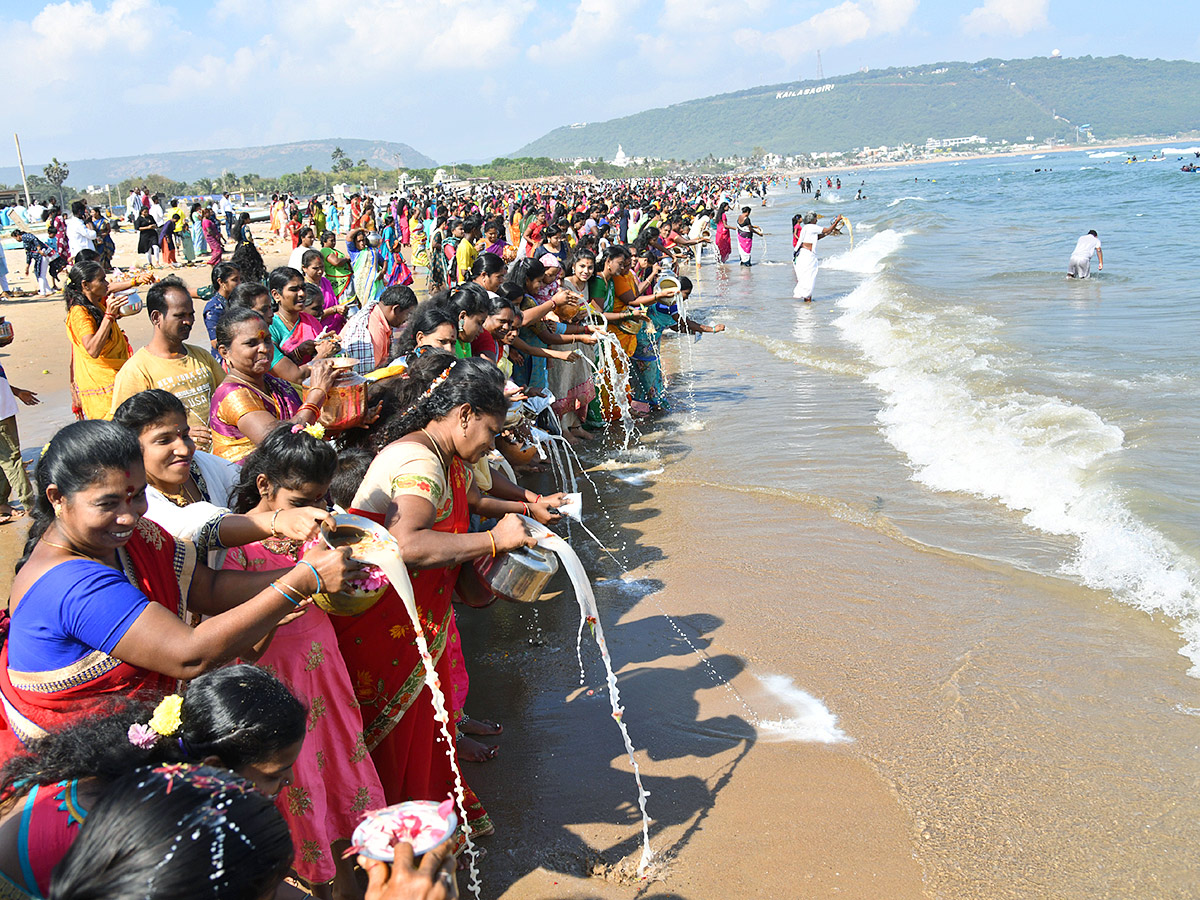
773,135,1190,177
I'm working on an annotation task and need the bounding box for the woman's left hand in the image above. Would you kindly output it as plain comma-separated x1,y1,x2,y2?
362,401,383,426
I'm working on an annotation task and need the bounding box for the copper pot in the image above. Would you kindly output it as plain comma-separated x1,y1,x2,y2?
318,372,367,432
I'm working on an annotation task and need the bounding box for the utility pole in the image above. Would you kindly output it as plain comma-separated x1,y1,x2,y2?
12,133,32,208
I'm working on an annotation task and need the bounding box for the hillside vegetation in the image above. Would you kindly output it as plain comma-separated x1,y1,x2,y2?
0,139,435,190
514,55,1200,160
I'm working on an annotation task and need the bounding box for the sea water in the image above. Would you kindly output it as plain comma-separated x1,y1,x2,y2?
670,148,1200,675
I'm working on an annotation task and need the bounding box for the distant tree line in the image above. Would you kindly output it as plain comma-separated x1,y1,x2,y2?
2,148,734,208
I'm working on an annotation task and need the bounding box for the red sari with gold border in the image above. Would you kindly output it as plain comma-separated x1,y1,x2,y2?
339,455,491,836
0,519,196,761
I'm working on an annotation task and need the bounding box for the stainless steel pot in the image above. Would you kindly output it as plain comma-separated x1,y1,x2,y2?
473,545,559,603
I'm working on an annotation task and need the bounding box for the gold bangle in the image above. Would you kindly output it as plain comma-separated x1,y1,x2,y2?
488,531,497,558
270,509,280,539
275,579,308,601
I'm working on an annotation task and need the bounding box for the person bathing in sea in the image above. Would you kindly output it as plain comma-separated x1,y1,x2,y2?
1067,230,1103,279
735,207,762,267
793,211,844,302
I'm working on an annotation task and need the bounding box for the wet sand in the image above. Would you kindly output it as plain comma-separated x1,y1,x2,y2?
464,462,1200,899
459,478,927,900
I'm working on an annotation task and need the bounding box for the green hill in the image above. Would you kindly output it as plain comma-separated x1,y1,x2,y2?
514,55,1200,160
0,139,435,190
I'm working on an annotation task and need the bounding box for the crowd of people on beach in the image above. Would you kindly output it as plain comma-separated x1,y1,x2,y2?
0,173,782,899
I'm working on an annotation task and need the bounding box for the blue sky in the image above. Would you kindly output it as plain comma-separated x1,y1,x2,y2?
3,0,1198,166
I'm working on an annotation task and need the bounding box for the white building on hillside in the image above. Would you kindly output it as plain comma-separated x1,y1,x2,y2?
612,145,630,167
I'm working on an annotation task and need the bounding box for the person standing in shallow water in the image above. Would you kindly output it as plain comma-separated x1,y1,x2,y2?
735,207,761,266
1067,230,1103,279
793,211,844,302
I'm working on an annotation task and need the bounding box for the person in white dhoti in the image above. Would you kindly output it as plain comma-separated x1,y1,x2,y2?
793,211,843,301
1067,230,1103,278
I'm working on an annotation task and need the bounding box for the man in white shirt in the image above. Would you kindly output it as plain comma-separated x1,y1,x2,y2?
1068,230,1103,279
0,354,36,518
66,199,97,259
220,192,235,237
126,189,142,223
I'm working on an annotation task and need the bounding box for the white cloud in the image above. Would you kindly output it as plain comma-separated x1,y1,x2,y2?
733,0,918,67
659,0,768,30
963,0,1049,37
9,0,163,89
0,0,179,159
527,0,639,62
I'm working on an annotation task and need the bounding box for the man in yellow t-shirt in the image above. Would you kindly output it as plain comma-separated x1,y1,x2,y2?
169,199,187,234
454,214,482,286
109,277,224,449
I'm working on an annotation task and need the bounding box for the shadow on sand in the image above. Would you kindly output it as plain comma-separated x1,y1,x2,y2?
455,425,756,898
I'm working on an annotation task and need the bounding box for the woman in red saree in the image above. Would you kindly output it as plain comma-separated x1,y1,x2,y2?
0,420,356,760
336,352,537,839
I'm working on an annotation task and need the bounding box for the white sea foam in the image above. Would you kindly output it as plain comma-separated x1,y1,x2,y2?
822,229,905,274
1088,151,1124,159
1160,146,1200,154
887,196,926,207
613,467,664,485
833,276,1200,673
755,674,852,743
